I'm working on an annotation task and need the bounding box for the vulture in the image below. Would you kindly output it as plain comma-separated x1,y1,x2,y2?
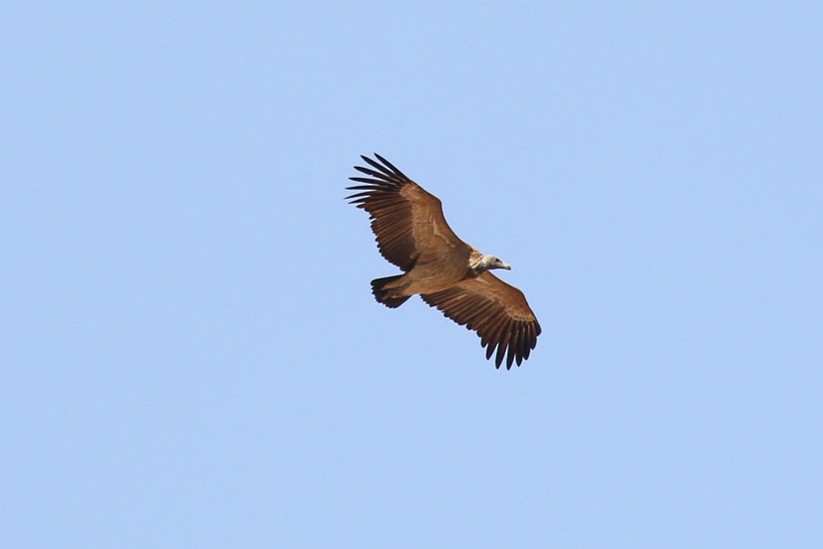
346,153,541,369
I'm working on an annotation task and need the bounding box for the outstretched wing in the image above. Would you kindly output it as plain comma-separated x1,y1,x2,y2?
421,272,541,369
346,154,470,272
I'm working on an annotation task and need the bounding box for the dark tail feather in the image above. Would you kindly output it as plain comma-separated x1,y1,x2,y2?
371,275,410,309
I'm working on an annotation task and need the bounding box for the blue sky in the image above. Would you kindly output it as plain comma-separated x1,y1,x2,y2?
3,2,822,547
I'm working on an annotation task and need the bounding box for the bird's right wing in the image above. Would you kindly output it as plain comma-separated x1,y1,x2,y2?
346,154,470,272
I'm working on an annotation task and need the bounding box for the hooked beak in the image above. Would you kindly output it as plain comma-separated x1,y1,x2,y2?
500,262,512,270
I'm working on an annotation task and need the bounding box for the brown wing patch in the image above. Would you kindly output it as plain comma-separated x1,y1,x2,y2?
346,154,466,271
420,273,541,369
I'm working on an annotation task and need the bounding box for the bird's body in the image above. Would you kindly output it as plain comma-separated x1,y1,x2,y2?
346,154,541,369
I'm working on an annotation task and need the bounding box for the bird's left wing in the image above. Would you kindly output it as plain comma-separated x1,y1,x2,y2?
420,272,541,369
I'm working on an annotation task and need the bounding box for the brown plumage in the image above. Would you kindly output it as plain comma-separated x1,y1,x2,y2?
346,153,541,369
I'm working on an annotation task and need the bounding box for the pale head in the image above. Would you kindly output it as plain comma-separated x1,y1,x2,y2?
473,254,512,274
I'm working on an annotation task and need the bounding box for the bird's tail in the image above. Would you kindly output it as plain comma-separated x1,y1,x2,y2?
371,275,411,309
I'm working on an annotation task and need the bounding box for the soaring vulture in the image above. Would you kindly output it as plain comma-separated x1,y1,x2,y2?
346,154,541,369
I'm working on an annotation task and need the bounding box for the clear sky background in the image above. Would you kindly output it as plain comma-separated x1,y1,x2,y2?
3,2,822,548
